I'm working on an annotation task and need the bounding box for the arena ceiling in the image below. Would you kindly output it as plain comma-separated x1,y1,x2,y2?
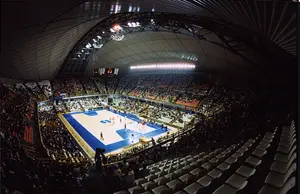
85,31,260,77
0,0,296,82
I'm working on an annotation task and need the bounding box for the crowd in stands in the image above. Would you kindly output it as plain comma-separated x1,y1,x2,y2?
38,101,53,112
171,74,192,89
114,74,210,106
1,73,294,194
52,79,66,97
198,84,255,117
79,97,100,110
125,76,147,96
2,74,212,108
117,97,147,113
65,100,82,112
82,78,99,94
38,80,53,98
116,97,191,128
0,84,90,193
145,104,183,124
94,78,107,94
67,79,85,96
52,78,85,97
24,82,46,101
115,75,140,95
51,97,101,113
175,76,211,108
115,75,130,95
107,77,118,94
54,101,67,112
38,105,88,164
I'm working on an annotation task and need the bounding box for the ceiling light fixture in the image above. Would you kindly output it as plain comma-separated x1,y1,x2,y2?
130,63,195,69
85,43,92,48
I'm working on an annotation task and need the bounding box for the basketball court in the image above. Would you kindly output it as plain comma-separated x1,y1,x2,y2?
62,108,173,154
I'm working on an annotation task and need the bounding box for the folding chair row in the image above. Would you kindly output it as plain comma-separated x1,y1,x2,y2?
150,146,238,193
212,132,276,194
114,137,262,194
257,122,297,194
182,138,258,194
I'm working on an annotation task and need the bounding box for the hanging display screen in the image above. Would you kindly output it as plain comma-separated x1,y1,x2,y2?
93,68,119,76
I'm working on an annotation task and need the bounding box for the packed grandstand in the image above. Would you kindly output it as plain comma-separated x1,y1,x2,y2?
0,73,296,194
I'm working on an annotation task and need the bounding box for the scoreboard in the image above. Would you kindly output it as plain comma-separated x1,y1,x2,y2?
93,68,119,76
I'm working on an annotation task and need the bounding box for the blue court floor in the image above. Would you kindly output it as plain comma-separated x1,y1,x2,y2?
63,108,169,153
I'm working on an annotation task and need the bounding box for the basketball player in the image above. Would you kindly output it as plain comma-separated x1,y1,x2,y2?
131,133,134,143
100,132,104,140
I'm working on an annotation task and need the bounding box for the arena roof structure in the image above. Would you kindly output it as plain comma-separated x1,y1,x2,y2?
0,0,296,83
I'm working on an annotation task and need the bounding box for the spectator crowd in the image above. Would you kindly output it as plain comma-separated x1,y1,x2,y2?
0,84,90,193
0,73,269,194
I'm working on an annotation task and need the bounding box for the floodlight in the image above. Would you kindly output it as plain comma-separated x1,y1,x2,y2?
93,43,103,48
112,24,121,32
151,19,155,25
115,4,118,13
85,43,92,48
130,63,195,70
